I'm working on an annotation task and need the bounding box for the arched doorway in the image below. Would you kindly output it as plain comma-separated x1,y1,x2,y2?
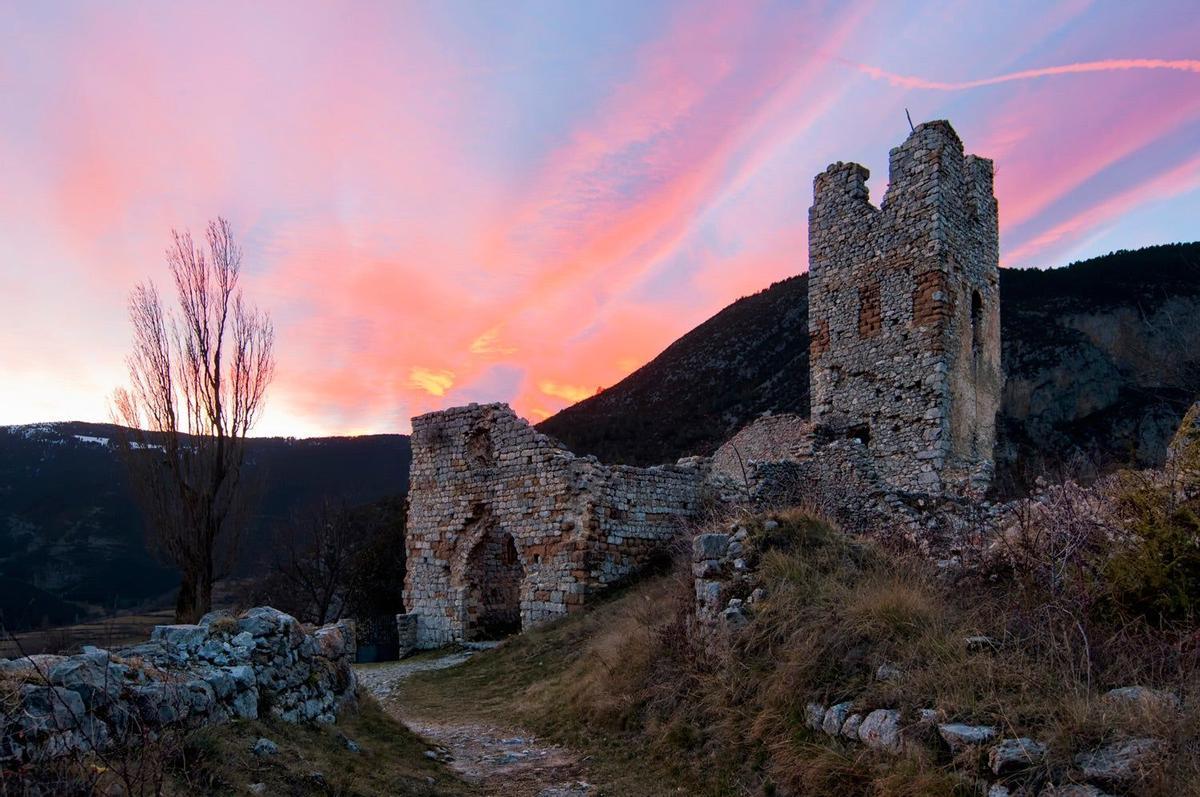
463,528,524,640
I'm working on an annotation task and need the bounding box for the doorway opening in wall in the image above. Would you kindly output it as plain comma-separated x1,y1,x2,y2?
463,529,524,640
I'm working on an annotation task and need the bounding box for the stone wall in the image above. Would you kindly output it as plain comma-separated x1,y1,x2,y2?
808,120,1003,497
709,413,813,487
0,607,357,767
403,403,705,648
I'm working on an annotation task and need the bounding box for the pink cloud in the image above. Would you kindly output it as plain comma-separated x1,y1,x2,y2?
1006,152,1200,265
4,2,1200,434
851,57,1200,91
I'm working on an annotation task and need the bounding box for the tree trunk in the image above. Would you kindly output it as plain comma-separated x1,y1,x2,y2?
175,571,200,624
197,542,215,621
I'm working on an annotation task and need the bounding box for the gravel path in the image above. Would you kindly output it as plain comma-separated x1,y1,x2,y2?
356,649,594,797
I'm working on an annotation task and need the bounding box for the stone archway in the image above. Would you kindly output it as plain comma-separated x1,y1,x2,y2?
462,527,524,640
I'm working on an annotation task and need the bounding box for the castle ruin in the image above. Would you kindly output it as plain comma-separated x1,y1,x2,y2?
401,403,704,648
402,121,1002,647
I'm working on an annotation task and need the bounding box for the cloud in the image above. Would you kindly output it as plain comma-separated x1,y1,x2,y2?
538,381,597,404
469,328,518,356
409,368,455,397
849,58,1200,91
1005,152,1200,265
4,3,1200,434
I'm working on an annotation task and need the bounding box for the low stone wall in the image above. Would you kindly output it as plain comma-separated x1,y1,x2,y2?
0,607,357,767
802,691,1169,795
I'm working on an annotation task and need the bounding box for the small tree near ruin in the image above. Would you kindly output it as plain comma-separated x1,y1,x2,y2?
113,217,275,624
270,498,365,626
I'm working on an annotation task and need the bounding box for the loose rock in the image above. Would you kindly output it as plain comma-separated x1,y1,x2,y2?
1074,737,1162,783
858,709,902,752
938,723,997,751
252,737,278,758
989,738,1047,774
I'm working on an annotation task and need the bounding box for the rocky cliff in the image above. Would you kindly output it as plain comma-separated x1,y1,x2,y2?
538,243,1200,494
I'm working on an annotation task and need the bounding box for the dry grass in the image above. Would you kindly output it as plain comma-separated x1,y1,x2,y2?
165,695,472,796
395,506,1200,796
2,691,472,796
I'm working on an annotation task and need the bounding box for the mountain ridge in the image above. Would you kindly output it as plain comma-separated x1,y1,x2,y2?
0,421,410,632
537,242,1200,491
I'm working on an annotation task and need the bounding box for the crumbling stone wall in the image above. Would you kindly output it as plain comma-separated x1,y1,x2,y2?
709,413,814,487
403,403,704,648
808,120,1003,497
0,607,356,767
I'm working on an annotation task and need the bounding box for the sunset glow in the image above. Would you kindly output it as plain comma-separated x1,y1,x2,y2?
1,1,1198,436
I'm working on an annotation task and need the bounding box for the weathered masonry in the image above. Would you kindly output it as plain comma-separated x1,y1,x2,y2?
808,120,1002,497
402,121,1005,648
402,403,704,648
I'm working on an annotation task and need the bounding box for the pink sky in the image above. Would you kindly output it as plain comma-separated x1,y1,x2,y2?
1,1,1198,436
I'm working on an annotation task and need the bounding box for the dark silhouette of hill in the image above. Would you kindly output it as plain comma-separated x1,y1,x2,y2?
538,242,1200,491
0,422,409,632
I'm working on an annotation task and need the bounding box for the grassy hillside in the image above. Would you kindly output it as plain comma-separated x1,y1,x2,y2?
393,501,1200,796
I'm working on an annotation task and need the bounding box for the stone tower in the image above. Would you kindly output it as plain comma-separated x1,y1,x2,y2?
807,120,1002,496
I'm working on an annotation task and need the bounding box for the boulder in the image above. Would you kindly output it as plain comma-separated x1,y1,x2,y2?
1101,686,1180,714
840,713,863,740
965,635,1001,653
1038,786,1113,797
252,737,279,757
805,703,826,731
0,654,67,677
47,655,124,708
858,709,902,752
19,685,86,733
151,624,209,652
720,599,750,630
875,662,902,682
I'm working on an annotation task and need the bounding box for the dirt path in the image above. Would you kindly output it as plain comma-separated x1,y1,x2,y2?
357,650,594,797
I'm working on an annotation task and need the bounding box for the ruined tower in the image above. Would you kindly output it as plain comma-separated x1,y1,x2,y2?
807,120,1002,496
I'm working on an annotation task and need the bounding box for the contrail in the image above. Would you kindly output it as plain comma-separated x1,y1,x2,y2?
850,58,1200,91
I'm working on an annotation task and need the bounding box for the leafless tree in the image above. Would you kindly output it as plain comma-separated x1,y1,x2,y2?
113,218,274,624
271,499,366,625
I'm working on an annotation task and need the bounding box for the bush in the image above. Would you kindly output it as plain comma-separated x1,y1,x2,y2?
1105,478,1200,625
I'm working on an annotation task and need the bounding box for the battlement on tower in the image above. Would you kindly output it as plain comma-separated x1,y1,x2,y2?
808,120,1002,496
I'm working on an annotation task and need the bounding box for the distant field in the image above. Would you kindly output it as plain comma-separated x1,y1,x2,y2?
0,609,176,657
0,578,254,657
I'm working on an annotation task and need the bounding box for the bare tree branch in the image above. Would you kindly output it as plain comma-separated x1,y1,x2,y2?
113,217,274,623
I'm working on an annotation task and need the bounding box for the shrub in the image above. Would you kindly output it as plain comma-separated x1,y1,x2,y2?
1104,477,1200,625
